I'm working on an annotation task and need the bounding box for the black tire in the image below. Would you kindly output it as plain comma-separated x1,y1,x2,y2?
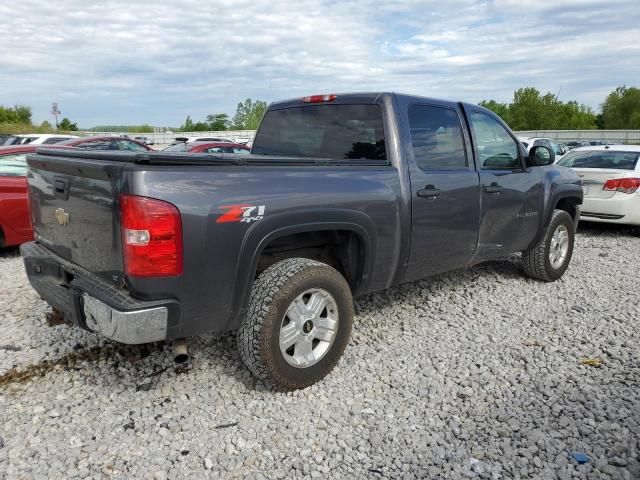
522,209,575,282
237,258,353,390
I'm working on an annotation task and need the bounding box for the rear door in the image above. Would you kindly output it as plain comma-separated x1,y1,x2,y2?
465,108,543,258
401,100,481,282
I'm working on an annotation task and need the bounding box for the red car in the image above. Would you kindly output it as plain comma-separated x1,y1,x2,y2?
163,141,250,154
0,145,37,247
55,136,153,151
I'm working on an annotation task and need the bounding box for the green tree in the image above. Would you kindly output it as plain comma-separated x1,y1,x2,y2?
192,121,210,131
478,100,510,124
40,120,53,131
180,115,195,131
232,98,267,130
479,87,596,130
0,104,32,124
206,113,230,131
58,117,78,131
601,86,640,129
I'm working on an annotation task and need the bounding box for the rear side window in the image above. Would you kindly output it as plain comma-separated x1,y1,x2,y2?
408,105,467,170
557,151,639,170
253,104,386,160
0,154,27,176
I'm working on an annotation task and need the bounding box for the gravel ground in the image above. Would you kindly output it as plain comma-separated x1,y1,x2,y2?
1,223,639,479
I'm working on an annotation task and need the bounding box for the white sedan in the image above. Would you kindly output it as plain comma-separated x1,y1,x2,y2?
556,145,640,227
16,133,79,145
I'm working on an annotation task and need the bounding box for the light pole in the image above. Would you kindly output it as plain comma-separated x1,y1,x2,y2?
51,102,60,129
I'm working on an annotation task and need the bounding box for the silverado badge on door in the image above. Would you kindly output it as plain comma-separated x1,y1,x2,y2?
54,208,70,225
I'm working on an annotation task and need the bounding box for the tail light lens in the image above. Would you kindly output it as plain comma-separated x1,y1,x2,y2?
603,178,640,194
120,194,183,277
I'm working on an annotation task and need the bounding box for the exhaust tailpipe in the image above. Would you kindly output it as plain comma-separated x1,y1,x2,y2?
172,338,189,364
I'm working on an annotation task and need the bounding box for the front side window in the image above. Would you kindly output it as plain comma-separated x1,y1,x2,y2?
557,150,639,170
470,112,520,169
408,105,467,170
253,104,386,160
0,154,28,176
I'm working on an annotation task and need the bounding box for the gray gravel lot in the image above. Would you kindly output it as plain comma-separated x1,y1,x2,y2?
1,223,639,479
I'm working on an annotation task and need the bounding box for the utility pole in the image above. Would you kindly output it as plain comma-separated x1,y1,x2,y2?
51,102,60,128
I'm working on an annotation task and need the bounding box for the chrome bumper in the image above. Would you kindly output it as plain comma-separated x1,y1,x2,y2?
83,294,168,344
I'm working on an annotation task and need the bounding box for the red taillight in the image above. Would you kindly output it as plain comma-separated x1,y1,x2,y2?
302,94,337,103
120,194,183,277
603,178,640,194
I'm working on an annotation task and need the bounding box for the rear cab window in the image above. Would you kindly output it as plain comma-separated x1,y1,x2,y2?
252,104,387,161
558,151,640,170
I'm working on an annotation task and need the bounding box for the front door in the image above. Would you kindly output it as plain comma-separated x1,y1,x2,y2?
465,109,543,260
403,103,481,282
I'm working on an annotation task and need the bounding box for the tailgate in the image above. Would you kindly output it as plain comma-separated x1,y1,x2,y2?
27,152,126,286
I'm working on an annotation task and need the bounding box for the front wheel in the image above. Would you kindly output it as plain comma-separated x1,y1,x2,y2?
237,258,353,390
522,209,575,282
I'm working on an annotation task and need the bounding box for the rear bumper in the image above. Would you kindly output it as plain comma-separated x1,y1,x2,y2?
581,194,640,226
20,241,179,344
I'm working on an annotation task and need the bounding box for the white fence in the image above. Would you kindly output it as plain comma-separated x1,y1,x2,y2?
514,130,640,144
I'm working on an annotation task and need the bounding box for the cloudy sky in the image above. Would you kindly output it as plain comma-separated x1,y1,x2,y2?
2,0,639,127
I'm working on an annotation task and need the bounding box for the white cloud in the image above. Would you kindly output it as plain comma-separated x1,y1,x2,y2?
1,0,638,126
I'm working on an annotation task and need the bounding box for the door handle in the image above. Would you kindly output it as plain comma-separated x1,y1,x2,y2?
417,185,440,198
484,182,502,194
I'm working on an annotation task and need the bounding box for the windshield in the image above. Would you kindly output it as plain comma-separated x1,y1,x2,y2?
0,154,28,176
252,104,387,160
557,150,639,170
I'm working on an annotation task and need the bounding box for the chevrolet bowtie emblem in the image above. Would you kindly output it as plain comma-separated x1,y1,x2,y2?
54,207,70,225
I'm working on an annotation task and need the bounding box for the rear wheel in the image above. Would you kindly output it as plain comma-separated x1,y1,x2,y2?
238,258,353,390
522,210,575,282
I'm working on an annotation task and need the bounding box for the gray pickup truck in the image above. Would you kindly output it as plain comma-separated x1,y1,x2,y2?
21,92,583,389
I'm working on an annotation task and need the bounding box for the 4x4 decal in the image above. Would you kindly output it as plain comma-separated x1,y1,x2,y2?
216,204,266,223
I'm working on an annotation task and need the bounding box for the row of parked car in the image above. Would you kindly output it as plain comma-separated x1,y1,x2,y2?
0,134,250,248
0,132,638,249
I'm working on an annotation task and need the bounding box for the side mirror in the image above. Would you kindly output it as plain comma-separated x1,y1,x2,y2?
528,145,555,167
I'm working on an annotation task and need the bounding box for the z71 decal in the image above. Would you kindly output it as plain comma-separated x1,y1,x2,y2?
216,204,266,223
